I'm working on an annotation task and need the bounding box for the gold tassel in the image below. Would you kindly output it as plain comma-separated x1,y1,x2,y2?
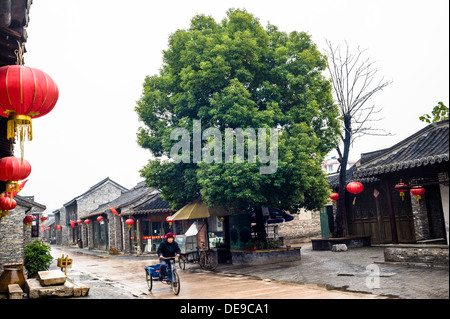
7,114,32,161
7,114,33,141
6,181,19,201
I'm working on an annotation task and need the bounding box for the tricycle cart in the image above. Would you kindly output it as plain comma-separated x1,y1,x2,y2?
175,222,217,271
144,257,180,295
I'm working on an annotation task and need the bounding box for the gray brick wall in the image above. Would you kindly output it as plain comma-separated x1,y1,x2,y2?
0,204,45,269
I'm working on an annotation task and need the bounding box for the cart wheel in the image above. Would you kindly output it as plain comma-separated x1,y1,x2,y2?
171,270,180,295
207,253,218,271
146,270,153,291
179,256,186,270
199,253,206,269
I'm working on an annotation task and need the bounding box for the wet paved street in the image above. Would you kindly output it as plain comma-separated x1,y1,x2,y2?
50,246,387,299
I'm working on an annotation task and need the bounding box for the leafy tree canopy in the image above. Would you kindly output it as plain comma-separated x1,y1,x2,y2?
136,8,340,213
419,101,448,123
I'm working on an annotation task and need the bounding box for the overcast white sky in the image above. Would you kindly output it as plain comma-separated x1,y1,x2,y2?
20,0,449,213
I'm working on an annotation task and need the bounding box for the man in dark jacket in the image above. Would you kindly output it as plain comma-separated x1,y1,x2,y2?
157,232,181,279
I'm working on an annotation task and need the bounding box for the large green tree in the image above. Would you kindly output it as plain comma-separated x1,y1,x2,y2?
136,9,340,244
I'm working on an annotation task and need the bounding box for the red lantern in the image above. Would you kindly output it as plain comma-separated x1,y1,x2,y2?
23,215,33,226
0,65,59,143
57,225,62,231
411,186,425,203
346,181,364,205
0,195,16,220
40,216,47,223
84,219,91,227
76,219,82,225
0,156,31,196
125,219,134,229
395,182,408,201
166,215,174,226
70,220,75,228
97,216,104,223
329,192,339,201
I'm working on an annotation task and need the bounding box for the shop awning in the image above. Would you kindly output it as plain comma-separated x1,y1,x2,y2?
171,199,232,221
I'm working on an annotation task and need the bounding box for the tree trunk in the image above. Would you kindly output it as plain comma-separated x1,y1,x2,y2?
254,207,267,245
334,116,351,238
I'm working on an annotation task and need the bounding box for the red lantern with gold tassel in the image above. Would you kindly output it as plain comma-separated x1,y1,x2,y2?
346,181,364,205
0,156,31,197
0,195,16,220
23,215,33,226
166,215,174,227
0,65,59,154
395,182,408,201
329,192,339,202
125,218,134,229
410,186,425,204
0,196,17,220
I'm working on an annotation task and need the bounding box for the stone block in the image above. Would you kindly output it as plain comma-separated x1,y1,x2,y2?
332,244,348,252
8,284,23,299
25,278,74,299
73,282,90,297
38,270,66,286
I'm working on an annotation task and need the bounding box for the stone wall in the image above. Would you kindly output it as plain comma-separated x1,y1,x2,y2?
411,194,430,241
0,207,25,267
384,244,449,266
278,209,321,242
231,248,301,266
0,205,44,268
77,182,125,219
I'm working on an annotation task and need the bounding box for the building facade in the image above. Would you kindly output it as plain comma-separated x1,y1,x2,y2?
55,177,128,247
328,120,449,245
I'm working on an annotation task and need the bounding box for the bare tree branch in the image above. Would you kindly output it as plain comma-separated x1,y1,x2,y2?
324,39,392,238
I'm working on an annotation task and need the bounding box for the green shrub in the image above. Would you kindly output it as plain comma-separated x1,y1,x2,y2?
24,239,53,276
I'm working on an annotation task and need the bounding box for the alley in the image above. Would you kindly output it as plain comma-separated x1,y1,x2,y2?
49,246,385,299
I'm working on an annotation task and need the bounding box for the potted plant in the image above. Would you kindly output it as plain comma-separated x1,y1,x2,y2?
23,239,53,278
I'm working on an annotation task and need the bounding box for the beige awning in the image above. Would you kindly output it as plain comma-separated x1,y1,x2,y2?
170,199,232,221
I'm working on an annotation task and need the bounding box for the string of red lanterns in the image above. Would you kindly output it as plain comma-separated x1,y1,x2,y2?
0,50,59,222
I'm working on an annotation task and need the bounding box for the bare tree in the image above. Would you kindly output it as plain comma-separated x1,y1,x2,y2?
325,40,392,237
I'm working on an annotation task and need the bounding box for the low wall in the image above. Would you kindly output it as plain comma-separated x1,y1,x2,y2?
311,236,371,251
231,248,301,266
384,244,449,266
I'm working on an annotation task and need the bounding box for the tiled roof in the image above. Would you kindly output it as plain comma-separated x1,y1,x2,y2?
87,181,155,217
126,193,173,215
327,165,357,188
355,120,449,178
15,195,46,210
